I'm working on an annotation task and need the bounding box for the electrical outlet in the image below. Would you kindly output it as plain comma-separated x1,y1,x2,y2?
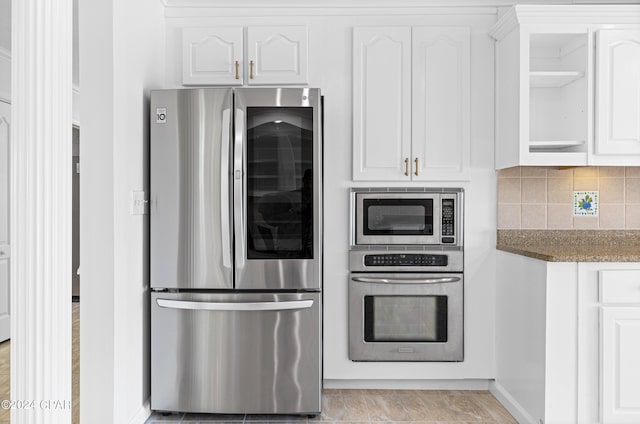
130,190,148,215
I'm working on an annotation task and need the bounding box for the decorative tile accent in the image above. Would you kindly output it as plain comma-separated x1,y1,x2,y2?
497,167,640,230
574,191,598,216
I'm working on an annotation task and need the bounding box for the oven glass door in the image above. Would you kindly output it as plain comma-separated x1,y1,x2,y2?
356,194,440,245
364,295,447,342
349,273,463,361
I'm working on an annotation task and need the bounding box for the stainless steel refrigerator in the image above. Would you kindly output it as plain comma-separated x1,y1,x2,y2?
150,88,322,415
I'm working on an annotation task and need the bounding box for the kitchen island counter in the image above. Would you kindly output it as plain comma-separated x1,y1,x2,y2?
496,230,640,262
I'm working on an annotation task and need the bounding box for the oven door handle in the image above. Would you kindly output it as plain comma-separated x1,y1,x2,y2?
351,276,461,284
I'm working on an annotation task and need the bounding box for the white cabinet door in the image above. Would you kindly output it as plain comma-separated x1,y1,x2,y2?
0,101,10,343
182,27,243,85
601,306,640,423
353,27,411,181
412,27,470,181
246,26,308,85
595,30,640,157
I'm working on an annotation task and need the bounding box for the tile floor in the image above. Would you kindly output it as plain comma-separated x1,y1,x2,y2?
146,389,517,423
0,302,80,424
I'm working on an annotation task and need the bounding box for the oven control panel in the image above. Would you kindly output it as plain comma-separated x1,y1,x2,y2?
441,198,455,243
364,254,448,267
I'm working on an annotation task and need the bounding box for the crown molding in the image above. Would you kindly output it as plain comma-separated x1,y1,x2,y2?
162,0,640,7
490,4,640,40
162,0,553,9
164,5,499,17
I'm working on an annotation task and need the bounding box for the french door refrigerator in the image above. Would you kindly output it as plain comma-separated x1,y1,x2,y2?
150,88,322,415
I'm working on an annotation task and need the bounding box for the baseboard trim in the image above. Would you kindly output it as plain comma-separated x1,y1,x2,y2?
324,379,491,390
128,399,151,424
489,380,538,424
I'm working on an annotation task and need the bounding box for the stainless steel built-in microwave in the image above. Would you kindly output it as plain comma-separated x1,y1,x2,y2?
351,189,463,246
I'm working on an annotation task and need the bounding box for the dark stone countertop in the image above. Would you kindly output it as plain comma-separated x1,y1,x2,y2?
496,230,640,262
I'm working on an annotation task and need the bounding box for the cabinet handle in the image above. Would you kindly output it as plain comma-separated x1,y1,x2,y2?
235,61,239,80
414,158,419,176
404,158,409,176
250,60,254,79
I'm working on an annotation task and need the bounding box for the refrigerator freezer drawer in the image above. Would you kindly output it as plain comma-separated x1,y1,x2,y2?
151,291,322,414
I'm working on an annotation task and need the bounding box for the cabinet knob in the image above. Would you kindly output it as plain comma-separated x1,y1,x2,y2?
404,158,409,176
414,157,419,177
250,60,254,79
235,61,240,80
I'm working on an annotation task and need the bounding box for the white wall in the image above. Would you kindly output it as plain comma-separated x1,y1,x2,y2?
80,0,164,422
164,7,497,383
0,0,9,51
0,0,10,103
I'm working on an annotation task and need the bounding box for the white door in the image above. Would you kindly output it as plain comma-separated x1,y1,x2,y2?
412,26,470,181
601,306,640,423
595,29,640,156
182,27,244,85
352,27,411,181
0,100,10,343
246,26,308,85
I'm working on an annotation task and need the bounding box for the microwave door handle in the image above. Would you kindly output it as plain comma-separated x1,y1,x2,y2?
234,108,245,270
351,276,461,284
220,108,232,269
156,299,313,311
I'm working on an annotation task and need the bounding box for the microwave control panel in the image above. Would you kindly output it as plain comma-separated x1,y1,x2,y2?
441,199,455,243
364,254,448,267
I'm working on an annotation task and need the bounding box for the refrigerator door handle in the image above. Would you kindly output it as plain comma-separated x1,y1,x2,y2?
234,108,245,270
221,108,232,269
156,299,314,311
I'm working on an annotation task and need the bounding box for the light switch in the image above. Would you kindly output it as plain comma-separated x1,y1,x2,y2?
130,190,148,215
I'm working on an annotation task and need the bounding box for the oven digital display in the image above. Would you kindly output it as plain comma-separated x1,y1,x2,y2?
364,295,448,342
364,254,448,267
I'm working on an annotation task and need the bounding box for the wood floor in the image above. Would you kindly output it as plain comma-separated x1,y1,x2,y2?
0,302,79,424
146,389,517,423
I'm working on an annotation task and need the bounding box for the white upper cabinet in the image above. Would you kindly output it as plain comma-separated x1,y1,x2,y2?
353,26,470,181
353,27,411,181
412,27,470,181
595,30,640,157
183,27,243,85
490,5,640,169
246,26,308,85
182,26,308,86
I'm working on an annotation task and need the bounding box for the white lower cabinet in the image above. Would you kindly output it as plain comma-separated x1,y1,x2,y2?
600,307,640,424
586,268,640,424
495,252,640,424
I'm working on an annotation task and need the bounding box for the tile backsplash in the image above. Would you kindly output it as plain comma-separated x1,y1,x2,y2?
498,167,640,230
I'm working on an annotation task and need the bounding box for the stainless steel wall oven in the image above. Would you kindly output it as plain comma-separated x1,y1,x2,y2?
349,188,463,362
